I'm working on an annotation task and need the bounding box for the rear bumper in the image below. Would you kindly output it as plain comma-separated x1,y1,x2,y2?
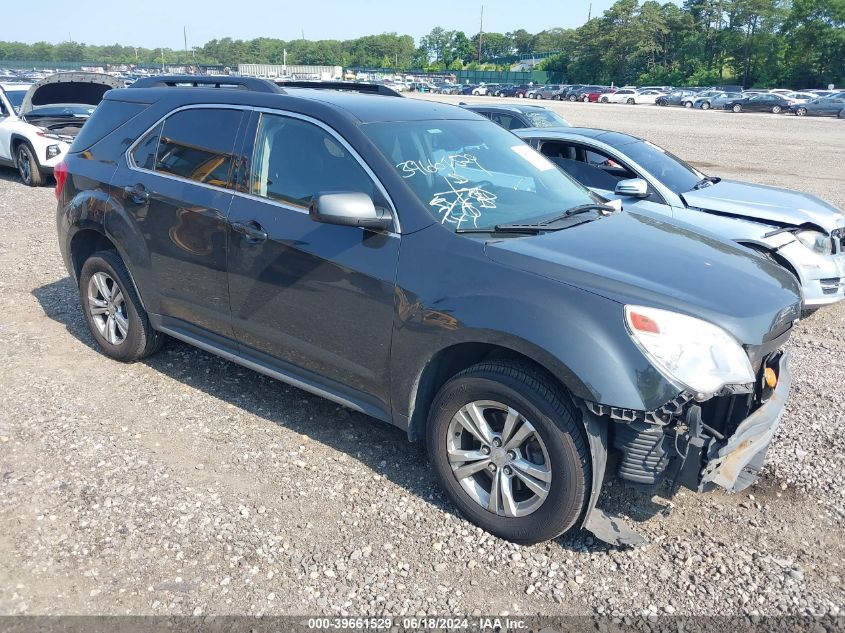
698,351,791,491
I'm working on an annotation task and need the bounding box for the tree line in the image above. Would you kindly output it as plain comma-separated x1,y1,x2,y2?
0,0,842,87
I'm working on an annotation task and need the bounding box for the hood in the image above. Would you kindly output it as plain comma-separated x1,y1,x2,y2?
485,211,801,346
681,179,845,234
19,72,123,116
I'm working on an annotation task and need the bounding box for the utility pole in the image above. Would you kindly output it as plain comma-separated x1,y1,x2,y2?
588,2,592,21
477,5,484,63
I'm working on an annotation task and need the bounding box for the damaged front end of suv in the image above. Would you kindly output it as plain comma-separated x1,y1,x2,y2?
580,302,798,545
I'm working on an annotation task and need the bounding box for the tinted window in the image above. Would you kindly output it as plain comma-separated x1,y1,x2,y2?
623,140,702,194
131,122,162,171
491,113,522,130
155,108,243,188
251,113,376,208
72,100,147,152
5,90,26,113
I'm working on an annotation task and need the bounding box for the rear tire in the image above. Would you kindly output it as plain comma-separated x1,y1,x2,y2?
701,101,711,110
684,101,692,108
796,107,807,116
626,98,635,105
79,250,164,362
426,361,591,545
16,143,44,187
600,96,608,103
732,104,743,113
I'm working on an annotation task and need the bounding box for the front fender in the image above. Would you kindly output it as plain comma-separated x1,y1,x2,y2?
390,226,680,426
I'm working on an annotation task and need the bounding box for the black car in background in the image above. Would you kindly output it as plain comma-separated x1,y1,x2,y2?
460,103,571,129
498,84,531,98
724,93,792,113
55,76,800,546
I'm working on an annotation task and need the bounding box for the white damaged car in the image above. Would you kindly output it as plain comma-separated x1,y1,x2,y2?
0,72,122,186
516,127,845,309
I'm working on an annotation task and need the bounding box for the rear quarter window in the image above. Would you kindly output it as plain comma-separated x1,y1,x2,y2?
70,99,148,153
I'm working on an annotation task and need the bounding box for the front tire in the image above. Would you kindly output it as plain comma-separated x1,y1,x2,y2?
684,101,692,108
426,361,590,544
701,101,711,110
772,105,782,114
796,107,807,116
626,98,635,105
79,250,164,362
16,143,44,187
732,104,743,113
600,96,609,103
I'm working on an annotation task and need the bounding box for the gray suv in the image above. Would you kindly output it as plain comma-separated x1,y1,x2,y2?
56,77,800,544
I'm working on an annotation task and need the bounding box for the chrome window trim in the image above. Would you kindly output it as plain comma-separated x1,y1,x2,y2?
124,103,401,234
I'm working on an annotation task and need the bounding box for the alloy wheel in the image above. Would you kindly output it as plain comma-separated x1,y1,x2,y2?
796,108,806,116
17,147,31,184
446,400,552,517
87,272,129,345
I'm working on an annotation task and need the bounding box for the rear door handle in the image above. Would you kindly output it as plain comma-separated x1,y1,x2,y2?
123,184,149,204
231,220,268,243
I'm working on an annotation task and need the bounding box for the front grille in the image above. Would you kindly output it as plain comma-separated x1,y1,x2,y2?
821,278,842,295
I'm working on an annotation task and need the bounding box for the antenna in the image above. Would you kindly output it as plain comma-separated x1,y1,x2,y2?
588,1,592,20
477,5,484,63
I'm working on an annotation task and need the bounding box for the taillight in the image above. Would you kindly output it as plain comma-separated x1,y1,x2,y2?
54,160,68,200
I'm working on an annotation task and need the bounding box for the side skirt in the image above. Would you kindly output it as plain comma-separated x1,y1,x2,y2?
148,314,391,424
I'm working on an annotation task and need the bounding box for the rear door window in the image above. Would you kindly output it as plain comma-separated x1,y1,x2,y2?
154,108,244,189
131,122,163,171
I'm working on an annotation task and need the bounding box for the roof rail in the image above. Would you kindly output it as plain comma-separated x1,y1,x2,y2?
129,75,282,93
276,80,403,98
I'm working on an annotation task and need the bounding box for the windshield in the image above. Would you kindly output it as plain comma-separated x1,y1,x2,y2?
5,90,26,114
623,140,704,194
523,110,570,128
363,120,596,231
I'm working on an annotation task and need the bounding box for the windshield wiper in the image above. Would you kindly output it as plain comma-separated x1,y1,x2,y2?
456,203,616,235
693,176,721,190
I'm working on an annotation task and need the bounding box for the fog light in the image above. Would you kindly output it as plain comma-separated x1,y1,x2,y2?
46,145,61,159
764,367,778,388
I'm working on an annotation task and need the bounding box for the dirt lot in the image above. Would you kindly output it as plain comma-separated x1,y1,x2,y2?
0,98,843,618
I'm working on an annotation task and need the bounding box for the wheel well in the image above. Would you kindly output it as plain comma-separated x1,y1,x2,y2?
739,241,801,282
70,229,117,281
406,343,572,441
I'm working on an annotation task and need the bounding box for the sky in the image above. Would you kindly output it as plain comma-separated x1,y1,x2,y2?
5,0,632,49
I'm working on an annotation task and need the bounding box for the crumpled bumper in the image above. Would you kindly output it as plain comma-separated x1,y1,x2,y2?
699,351,791,491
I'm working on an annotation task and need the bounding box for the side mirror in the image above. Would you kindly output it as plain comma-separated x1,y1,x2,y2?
615,178,649,198
310,192,392,231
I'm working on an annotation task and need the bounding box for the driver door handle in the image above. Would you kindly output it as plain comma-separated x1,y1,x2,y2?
231,220,268,243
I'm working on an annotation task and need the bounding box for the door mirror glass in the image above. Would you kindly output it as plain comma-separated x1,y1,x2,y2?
615,178,649,198
310,192,392,231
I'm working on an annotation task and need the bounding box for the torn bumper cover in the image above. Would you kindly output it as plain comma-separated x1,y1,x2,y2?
698,350,791,491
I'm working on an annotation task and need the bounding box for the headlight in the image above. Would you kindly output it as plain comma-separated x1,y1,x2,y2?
624,305,755,399
46,145,61,159
795,230,830,255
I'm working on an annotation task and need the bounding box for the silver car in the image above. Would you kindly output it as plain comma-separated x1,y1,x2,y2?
515,128,845,308
692,91,743,110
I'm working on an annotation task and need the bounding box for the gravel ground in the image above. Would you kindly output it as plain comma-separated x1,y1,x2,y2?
0,100,843,618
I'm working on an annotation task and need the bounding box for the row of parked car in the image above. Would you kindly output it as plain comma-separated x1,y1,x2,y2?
3,73,844,546
466,82,845,118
